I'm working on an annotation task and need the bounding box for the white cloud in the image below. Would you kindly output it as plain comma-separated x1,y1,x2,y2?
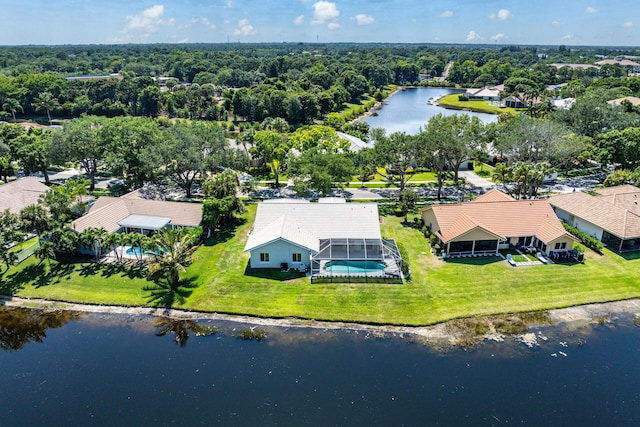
226,0,233,8
233,18,256,36
551,20,561,27
586,6,597,14
124,5,165,33
623,21,633,27
491,33,505,41
294,15,305,25
192,17,216,29
328,22,340,30
440,11,453,18
312,1,340,24
562,34,576,41
466,30,481,41
489,9,510,21
354,14,375,25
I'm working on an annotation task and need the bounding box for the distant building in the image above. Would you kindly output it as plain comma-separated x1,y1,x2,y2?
607,96,640,107
0,177,49,214
65,73,123,82
595,58,640,73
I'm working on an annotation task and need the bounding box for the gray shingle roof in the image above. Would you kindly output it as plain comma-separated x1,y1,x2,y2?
244,202,381,252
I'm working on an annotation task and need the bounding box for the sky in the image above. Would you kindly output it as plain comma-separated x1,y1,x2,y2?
0,0,639,46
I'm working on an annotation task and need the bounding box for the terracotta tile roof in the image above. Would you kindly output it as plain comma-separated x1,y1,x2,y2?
72,197,202,233
472,189,516,203
422,192,569,244
550,186,640,239
0,177,49,214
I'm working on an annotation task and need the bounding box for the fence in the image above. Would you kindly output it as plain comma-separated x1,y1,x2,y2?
14,240,40,263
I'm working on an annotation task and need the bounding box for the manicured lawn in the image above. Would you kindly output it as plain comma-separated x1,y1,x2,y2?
3,206,640,326
438,94,520,115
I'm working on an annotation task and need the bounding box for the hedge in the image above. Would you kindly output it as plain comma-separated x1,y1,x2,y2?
562,223,603,253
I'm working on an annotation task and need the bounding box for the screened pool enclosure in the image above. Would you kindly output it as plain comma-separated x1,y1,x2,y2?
310,238,403,282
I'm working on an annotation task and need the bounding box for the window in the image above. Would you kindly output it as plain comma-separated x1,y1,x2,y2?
292,253,302,262
259,253,269,262
554,242,567,250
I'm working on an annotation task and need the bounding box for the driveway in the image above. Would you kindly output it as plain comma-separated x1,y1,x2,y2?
458,170,494,189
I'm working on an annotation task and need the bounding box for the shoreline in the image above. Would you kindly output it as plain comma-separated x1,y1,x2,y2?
349,85,403,124
2,295,639,341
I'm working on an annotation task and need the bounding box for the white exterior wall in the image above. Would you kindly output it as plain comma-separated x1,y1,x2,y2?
249,240,311,269
555,208,604,240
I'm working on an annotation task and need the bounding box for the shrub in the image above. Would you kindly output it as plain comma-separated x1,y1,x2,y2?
562,223,603,252
397,242,410,277
458,94,469,102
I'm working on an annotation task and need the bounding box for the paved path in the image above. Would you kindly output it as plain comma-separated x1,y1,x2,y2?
458,170,494,189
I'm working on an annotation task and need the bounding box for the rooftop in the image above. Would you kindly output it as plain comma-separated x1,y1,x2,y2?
423,190,569,244
0,177,49,214
244,202,381,252
550,185,640,239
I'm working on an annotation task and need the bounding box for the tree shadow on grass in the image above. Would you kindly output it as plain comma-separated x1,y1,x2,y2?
144,276,198,308
203,217,247,247
1,262,77,292
243,261,307,281
445,256,504,266
78,262,147,280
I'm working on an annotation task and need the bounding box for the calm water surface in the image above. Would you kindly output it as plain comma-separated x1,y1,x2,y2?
1,308,639,426
362,87,497,135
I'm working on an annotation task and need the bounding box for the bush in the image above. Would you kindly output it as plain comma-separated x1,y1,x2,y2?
458,95,469,102
562,223,603,252
397,242,410,277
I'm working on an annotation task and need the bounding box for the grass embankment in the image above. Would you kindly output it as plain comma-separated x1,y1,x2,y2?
2,205,640,326
438,94,519,115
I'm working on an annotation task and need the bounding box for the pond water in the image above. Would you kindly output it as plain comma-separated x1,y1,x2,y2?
361,87,498,135
1,308,639,426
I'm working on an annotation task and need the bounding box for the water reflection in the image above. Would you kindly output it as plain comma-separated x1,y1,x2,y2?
153,317,217,347
0,307,80,351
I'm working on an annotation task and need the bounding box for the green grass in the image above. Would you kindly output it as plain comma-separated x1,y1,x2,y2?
9,236,39,253
438,94,520,115
3,207,640,326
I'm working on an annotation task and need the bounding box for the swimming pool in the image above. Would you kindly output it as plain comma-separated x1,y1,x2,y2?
125,246,159,257
323,260,386,274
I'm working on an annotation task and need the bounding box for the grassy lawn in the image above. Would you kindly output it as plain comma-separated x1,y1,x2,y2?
3,206,640,326
438,94,520,115
9,236,39,253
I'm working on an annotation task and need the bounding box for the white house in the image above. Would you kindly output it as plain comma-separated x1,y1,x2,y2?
243,199,402,280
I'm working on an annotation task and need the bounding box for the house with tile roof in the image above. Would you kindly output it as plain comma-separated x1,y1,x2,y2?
71,191,202,235
421,189,575,257
550,185,640,252
606,96,640,107
244,199,402,280
0,177,49,214
464,84,504,101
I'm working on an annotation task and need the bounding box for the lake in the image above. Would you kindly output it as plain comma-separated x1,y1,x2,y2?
361,87,498,135
1,308,639,426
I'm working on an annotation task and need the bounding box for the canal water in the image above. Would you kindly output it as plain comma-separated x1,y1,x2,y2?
362,87,498,135
1,308,639,426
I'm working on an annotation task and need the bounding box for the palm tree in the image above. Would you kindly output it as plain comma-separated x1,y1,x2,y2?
147,227,197,289
32,92,58,125
3,98,23,123
35,240,56,268
491,162,511,191
79,227,109,261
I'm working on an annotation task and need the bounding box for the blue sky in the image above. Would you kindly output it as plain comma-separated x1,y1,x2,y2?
0,0,638,46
